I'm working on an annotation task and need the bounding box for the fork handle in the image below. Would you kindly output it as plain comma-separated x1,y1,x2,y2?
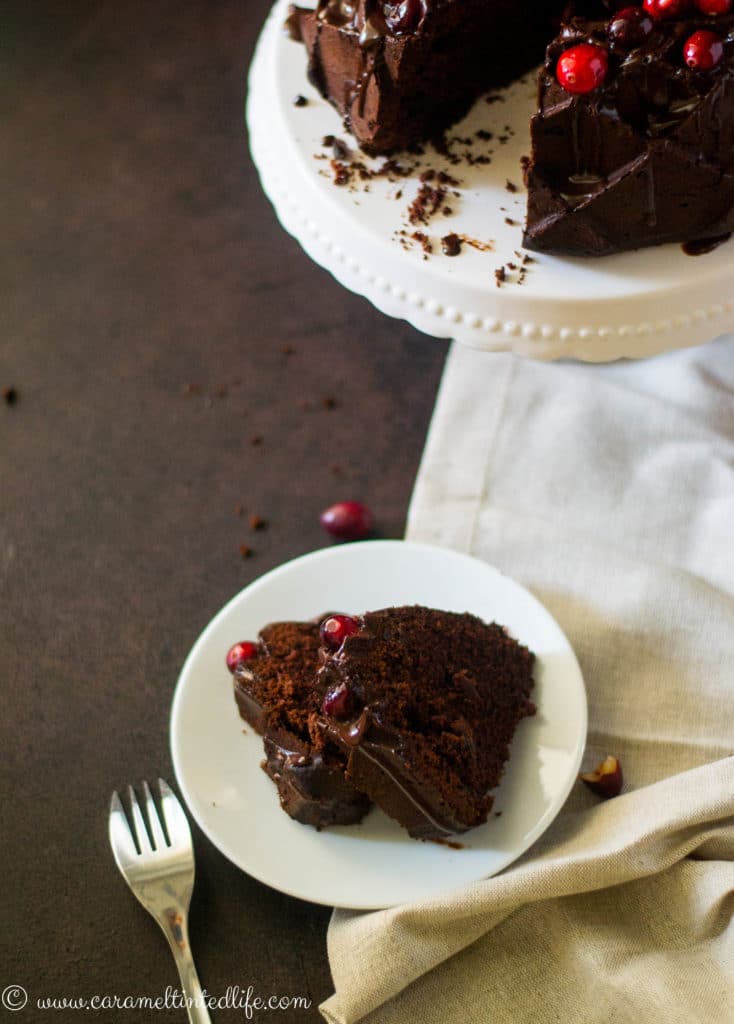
162,916,212,1024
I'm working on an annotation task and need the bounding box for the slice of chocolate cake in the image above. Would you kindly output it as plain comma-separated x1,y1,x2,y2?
230,620,371,829
311,606,536,839
524,5,734,255
287,1,563,155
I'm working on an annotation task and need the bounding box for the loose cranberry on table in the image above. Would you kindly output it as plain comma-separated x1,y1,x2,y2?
556,44,609,95
608,7,654,51
321,683,353,720
643,0,691,18
320,613,360,650
684,30,724,70
319,500,373,541
580,755,623,798
225,640,257,672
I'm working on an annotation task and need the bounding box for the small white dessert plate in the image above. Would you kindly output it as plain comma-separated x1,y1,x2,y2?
247,0,734,361
171,541,587,909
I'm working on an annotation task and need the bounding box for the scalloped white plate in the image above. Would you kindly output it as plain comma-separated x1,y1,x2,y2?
170,541,587,909
247,0,734,361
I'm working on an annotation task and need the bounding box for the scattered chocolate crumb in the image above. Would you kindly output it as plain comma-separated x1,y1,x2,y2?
280,344,296,356
505,217,518,227
331,160,351,186
293,94,308,107
522,254,536,265
495,267,506,287
411,231,433,256
442,206,453,216
431,837,464,849
408,183,448,225
322,134,335,147
505,180,518,193
441,233,462,257
507,262,518,271
3,386,18,406
250,434,264,446
322,396,338,410
249,514,267,531
395,189,403,200
494,811,503,817
475,129,493,141
520,155,531,174
239,543,254,558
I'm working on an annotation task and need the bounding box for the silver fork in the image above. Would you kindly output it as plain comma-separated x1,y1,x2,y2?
109,780,212,1024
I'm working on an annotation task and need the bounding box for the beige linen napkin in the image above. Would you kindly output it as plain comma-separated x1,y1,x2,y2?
320,338,734,1024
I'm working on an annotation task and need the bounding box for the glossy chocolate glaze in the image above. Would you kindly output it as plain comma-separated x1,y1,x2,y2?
232,620,370,829
289,1,563,155
524,12,734,255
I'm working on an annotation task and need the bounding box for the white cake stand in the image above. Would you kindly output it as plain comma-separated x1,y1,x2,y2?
247,1,734,361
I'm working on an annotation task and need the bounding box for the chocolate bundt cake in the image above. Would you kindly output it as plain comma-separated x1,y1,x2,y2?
287,1,734,256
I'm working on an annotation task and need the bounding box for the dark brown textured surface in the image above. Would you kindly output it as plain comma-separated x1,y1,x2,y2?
1,1,446,1019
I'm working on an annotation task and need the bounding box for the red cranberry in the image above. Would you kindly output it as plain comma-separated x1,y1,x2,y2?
556,44,609,95
695,0,731,11
320,614,360,650
643,0,691,17
225,640,257,672
319,500,373,541
684,30,724,69
383,0,425,35
321,683,353,719
608,7,655,50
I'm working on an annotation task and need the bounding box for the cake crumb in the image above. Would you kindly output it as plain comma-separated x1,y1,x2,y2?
495,267,506,287
505,180,519,193
251,434,264,446
293,94,308,107
249,514,267,531
3,386,19,405
239,543,254,559
411,231,433,257
322,396,339,410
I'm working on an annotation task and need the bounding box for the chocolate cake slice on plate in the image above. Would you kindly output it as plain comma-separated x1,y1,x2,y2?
229,620,371,829
311,606,536,840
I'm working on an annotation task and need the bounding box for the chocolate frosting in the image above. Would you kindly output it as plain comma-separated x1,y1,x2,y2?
524,12,734,255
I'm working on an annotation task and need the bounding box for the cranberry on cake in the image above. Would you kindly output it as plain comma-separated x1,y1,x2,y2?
226,620,371,829
310,606,536,840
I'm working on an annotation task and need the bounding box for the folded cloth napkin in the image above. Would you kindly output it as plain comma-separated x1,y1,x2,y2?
320,337,734,1024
